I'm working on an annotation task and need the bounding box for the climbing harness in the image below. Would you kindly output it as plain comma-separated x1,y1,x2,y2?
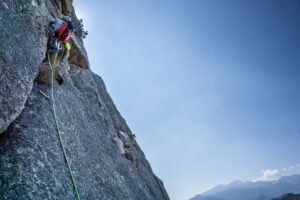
47,52,81,200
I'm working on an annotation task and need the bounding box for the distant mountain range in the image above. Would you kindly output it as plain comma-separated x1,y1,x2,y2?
272,193,300,200
191,174,300,200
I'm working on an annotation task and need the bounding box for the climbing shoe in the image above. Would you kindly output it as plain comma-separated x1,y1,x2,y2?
55,70,64,85
57,77,64,85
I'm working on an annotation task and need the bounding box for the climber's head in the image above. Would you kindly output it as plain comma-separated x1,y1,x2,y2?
67,21,74,31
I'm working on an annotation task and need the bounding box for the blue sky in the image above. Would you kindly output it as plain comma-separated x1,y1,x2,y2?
73,1,300,199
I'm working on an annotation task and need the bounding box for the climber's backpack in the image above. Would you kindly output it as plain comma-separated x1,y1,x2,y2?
55,21,74,42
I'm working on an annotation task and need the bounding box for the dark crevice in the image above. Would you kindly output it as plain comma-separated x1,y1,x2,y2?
0,120,14,146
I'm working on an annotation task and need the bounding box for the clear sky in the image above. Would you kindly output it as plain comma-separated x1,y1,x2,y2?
73,1,300,199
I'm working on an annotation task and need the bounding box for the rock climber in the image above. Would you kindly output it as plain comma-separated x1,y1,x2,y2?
47,16,74,84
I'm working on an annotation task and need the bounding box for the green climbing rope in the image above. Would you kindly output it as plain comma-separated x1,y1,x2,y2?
47,52,81,200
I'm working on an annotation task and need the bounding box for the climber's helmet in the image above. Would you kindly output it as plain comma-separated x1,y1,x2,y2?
62,16,72,22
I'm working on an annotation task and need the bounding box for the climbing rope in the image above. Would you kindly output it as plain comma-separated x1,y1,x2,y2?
47,52,81,200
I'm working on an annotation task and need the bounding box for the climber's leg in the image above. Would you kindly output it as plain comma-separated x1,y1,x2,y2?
53,52,63,85
47,35,60,66
49,51,58,66
47,36,64,85
61,42,71,64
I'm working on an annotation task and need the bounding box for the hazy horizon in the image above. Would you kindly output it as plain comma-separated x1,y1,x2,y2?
74,0,300,199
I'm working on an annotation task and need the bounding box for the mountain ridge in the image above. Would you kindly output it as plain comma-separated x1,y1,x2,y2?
191,174,300,200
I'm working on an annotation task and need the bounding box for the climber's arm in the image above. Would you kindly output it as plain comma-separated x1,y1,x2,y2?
47,19,59,37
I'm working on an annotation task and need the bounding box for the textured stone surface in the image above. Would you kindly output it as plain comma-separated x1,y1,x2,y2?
0,0,88,133
0,1,169,200
0,0,43,133
61,0,73,15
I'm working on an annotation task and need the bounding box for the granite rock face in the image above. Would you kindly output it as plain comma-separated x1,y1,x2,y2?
0,1,169,199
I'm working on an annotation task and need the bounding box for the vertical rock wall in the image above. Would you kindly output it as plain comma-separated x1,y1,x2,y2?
0,1,169,199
